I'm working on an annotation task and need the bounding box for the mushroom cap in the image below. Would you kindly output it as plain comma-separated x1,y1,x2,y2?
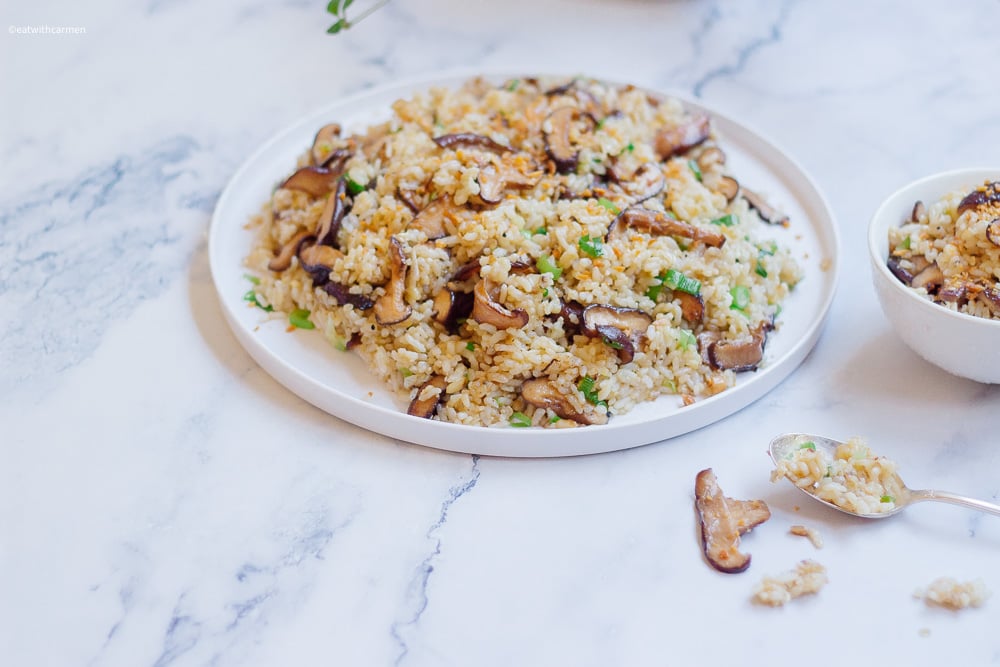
409,198,451,240
374,237,413,325
520,377,606,425
471,280,529,329
267,229,313,272
654,115,711,159
433,133,510,154
742,188,789,226
612,206,725,248
315,179,348,248
311,123,342,166
407,375,447,419
281,166,340,198
544,107,592,174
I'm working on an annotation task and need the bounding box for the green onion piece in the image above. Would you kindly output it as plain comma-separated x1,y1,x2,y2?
592,157,602,164
578,234,604,258
710,214,736,227
597,197,620,215
520,229,533,239
662,378,677,393
880,495,894,503
825,465,833,478
755,262,768,278
758,240,778,256
243,273,261,285
663,268,702,296
331,335,348,351
465,341,476,351
730,285,751,311
688,159,703,182
345,177,365,195
399,367,413,378
678,329,696,350
509,411,532,428
595,118,606,130
549,415,561,424
578,376,605,406
243,289,273,312
534,226,548,235
774,304,783,318
799,441,816,451
625,142,635,153
536,255,563,280
603,336,623,350
897,236,911,251
289,308,315,329
645,277,664,301
542,288,549,298
506,79,520,92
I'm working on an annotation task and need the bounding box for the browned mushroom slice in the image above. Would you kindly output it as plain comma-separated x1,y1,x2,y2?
476,163,504,205
886,257,915,285
558,300,585,337
280,166,339,198
431,288,474,334
986,219,1000,246
695,468,771,574
702,324,771,372
544,107,593,174
409,198,450,240
696,146,727,171
675,291,704,324
520,377,607,425
298,242,344,284
697,331,721,367
315,179,348,248
717,176,740,203
433,133,510,153
654,114,711,159
910,200,926,223
471,279,529,329
407,375,447,419
910,262,943,292
581,305,652,364
611,207,726,248
374,238,412,325
311,123,342,166
742,188,789,226
397,187,422,214
451,260,481,282
322,281,373,310
622,163,666,205
267,229,313,272
977,286,1000,315
957,182,1000,216
937,283,969,306
344,332,363,350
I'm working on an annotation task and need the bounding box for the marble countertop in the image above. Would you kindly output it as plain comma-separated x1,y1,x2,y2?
4,0,1000,664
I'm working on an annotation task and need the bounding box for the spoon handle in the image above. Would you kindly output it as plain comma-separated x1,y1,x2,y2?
909,489,1000,517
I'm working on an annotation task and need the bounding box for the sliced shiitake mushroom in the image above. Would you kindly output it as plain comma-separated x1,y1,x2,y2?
267,229,313,272
695,468,771,574
433,133,510,154
544,107,594,174
910,200,926,223
717,176,740,203
520,377,607,425
311,123,342,166
699,323,772,372
298,242,344,284
471,279,529,329
608,206,726,247
986,219,1000,247
621,163,666,205
581,305,653,364
886,257,915,285
397,187,422,214
654,115,711,159
476,163,505,205
315,179,348,248
407,375,447,419
280,166,339,198
374,237,412,325
675,291,704,324
696,146,726,171
910,262,944,292
431,288,474,334
409,198,451,240
978,286,1000,315
558,300,585,337
322,281,374,310
957,181,1000,216
742,188,789,226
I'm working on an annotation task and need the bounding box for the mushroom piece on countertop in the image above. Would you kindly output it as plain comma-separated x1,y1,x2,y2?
471,279,529,329
695,468,771,574
544,107,593,174
581,305,652,364
520,377,607,425
742,188,789,226
267,229,313,272
407,375,447,419
608,206,726,248
373,237,413,325
654,115,711,160
280,166,341,198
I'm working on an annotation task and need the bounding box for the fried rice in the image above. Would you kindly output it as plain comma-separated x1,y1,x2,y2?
245,76,802,427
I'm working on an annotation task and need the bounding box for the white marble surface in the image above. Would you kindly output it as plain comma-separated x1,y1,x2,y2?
3,0,1000,664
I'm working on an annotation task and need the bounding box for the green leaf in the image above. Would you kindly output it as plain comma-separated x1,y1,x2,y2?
625,142,635,153
896,236,911,251
688,159,703,182
326,0,341,15
577,376,606,408
549,415,561,424
536,255,562,280
578,234,604,258
289,308,315,329
509,411,532,428
597,197,620,215
645,278,664,302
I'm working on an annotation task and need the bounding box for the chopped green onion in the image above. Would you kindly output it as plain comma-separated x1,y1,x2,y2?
534,226,547,235
578,234,604,258
880,495,894,504
330,335,348,351
345,177,365,195
662,378,677,393
506,79,520,92
542,288,550,297
577,376,606,407
466,341,476,351
825,465,833,478
597,197,620,215
243,289,274,312
663,268,702,296
798,441,816,451
520,229,533,239
688,159,703,182
774,304,783,318
678,329,696,350
758,240,778,256
595,118,606,129
399,367,413,378
509,411,532,428
243,273,261,285
592,157,603,164
896,236,911,251
755,262,768,278
603,336,624,350
549,415,561,424
710,214,736,227
289,308,315,329
645,278,664,301
730,285,751,311
625,141,635,153
536,255,563,280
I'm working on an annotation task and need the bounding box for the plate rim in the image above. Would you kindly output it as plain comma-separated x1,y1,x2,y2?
208,70,841,458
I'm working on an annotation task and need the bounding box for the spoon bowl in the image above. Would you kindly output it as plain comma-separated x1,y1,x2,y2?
768,433,1000,519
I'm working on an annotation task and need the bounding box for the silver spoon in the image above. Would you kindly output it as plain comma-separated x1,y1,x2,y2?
768,433,1000,519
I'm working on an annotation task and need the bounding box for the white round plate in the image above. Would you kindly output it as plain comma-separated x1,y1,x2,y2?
209,72,839,457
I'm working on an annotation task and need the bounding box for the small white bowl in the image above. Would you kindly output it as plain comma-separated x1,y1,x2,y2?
868,168,1000,383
